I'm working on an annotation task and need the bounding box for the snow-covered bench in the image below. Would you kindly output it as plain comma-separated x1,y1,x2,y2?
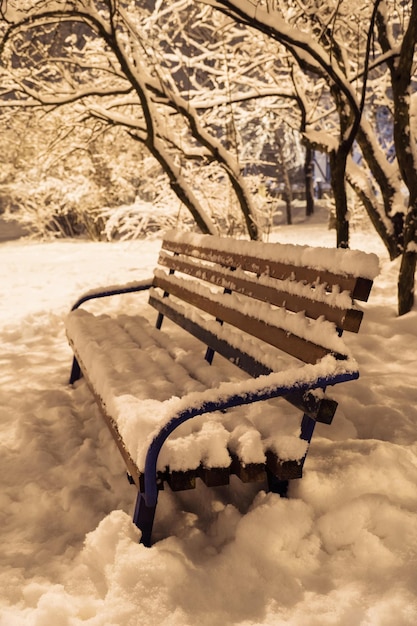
66,230,378,546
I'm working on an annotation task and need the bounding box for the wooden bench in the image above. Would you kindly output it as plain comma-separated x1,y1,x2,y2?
65,231,378,546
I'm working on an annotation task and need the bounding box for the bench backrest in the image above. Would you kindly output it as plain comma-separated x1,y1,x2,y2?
149,231,377,380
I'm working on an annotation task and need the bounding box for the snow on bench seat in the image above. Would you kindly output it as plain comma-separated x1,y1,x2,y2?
66,309,356,475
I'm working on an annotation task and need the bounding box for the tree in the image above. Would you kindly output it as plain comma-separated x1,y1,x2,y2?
376,0,417,314
203,0,417,314
0,0,316,242
0,0,267,239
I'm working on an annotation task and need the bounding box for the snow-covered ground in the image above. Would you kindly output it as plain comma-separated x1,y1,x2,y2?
1,213,417,625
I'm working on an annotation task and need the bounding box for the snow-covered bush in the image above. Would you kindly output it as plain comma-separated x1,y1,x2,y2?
3,174,105,240
99,199,192,241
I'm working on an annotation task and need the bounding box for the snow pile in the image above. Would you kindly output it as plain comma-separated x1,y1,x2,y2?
0,225,417,625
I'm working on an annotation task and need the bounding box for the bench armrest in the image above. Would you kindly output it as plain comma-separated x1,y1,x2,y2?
71,279,154,310
143,358,359,506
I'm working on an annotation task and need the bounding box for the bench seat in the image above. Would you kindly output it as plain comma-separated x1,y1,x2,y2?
66,307,358,493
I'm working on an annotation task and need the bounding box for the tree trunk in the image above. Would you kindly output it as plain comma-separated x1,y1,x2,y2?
398,207,417,315
284,192,292,225
276,136,293,225
376,0,417,314
146,141,218,236
304,145,314,217
398,250,417,315
346,164,402,261
330,149,349,248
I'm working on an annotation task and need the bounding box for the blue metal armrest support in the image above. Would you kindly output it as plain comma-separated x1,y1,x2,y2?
136,368,359,546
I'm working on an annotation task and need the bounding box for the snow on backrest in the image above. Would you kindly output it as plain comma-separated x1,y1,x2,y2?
161,231,379,303
145,233,380,368
163,231,379,279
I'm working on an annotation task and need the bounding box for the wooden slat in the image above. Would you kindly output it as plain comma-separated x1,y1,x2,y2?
152,276,343,364
164,452,300,490
161,239,373,302
229,454,266,483
158,253,364,332
165,470,196,491
265,451,304,481
198,466,230,487
68,338,143,490
163,449,304,489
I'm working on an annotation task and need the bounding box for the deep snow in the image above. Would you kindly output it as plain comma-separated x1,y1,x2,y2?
1,213,417,625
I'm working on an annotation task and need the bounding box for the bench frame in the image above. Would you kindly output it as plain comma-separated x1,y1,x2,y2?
67,232,375,546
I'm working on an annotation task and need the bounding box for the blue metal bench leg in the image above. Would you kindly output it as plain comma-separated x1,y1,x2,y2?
267,472,289,497
298,412,317,471
133,492,156,547
69,356,82,384
300,413,316,444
